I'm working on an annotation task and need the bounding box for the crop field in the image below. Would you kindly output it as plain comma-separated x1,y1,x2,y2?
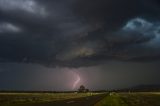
0,92,97,106
95,92,160,106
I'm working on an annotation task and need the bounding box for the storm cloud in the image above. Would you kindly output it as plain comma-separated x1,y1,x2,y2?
0,0,160,67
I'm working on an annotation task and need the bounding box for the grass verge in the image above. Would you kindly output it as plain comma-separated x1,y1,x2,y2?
95,93,128,106
95,92,160,106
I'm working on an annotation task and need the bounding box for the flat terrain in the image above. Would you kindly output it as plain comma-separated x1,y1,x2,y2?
26,93,107,106
0,92,104,106
95,92,160,106
1,92,160,106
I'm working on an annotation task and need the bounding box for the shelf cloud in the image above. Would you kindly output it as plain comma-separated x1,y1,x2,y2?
0,0,160,67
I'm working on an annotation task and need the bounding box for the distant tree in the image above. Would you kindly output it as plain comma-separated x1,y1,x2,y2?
78,85,85,92
78,85,89,93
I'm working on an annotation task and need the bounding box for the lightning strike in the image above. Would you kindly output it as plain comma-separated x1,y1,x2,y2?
72,71,81,90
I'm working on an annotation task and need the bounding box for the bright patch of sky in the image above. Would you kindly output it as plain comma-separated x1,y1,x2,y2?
0,22,21,33
0,0,47,16
123,18,160,47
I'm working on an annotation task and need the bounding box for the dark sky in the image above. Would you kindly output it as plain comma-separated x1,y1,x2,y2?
0,0,160,91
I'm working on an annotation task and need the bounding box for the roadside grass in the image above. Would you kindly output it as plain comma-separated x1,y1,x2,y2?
120,92,160,106
0,92,100,106
95,92,160,106
95,93,128,106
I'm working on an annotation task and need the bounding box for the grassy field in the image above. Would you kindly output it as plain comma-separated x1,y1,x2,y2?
0,92,98,106
1,92,160,106
95,92,160,106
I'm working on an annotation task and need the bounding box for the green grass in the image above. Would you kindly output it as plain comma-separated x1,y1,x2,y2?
0,92,99,106
95,93,128,106
95,92,160,106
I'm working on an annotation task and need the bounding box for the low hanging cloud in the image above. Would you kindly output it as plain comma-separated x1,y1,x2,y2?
0,22,21,33
0,0,160,67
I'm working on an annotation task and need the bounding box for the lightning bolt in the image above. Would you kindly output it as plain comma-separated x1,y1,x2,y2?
72,71,81,90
